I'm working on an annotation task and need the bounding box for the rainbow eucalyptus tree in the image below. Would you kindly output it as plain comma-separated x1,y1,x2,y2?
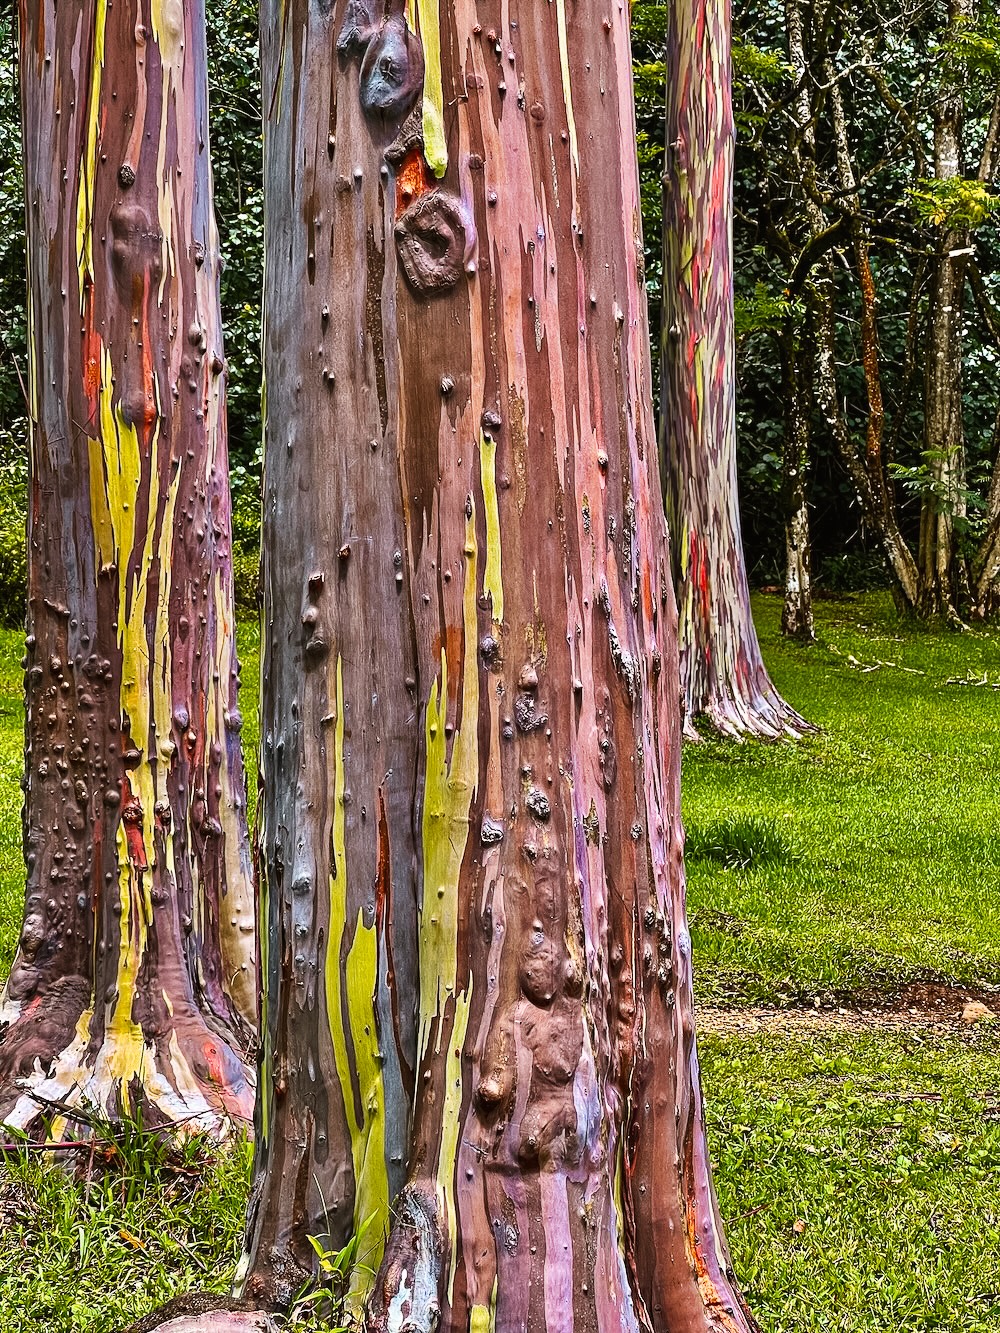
238,1,759,1330
3,0,255,1135
662,0,812,738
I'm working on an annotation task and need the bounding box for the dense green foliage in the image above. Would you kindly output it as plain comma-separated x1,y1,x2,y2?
2,600,1000,1328
727,3,1000,592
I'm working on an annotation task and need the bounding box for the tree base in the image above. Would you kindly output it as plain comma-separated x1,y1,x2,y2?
683,688,816,743
0,985,254,1139
365,1184,443,1333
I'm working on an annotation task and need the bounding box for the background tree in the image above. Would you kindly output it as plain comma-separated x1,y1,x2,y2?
239,0,759,1329
732,0,1000,621
2,0,255,1133
662,0,814,735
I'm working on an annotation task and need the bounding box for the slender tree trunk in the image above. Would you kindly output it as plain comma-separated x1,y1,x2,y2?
3,0,255,1135
821,63,921,612
240,1,759,1330
778,0,816,643
779,330,814,641
919,234,968,619
662,0,812,739
918,0,972,621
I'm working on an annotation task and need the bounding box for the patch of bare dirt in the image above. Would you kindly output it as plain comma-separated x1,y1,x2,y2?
698,980,1000,1037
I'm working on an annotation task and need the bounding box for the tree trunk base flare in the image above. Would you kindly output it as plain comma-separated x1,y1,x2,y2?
0,984,254,1138
10,0,257,1138
365,1185,443,1333
125,1295,276,1333
681,672,815,743
140,1320,274,1333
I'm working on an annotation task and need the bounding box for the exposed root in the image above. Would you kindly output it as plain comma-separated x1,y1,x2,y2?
365,1184,445,1333
684,686,816,743
0,976,92,1081
123,1293,276,1333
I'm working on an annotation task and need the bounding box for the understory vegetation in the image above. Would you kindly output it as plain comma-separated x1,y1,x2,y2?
0,594,997,1331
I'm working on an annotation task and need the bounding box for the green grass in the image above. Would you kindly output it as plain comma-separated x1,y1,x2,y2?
685,592,1000,1004
0,1126,251,1333
703,1025,1000,1333
0,593,998,1330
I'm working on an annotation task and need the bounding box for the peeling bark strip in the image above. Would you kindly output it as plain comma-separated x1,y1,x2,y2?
243,1,758,1330
662,0,812,739
4,0,255,1135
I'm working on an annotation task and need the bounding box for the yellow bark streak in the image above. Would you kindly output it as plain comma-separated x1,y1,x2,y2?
554,0,579,175
104,834,149,1111
470,1301,494,1333
416,0,447,177
88,340,182,1099
150,0,183,297
479,433,503,623
76,0,108,294
419,509,479,1289
440,986,471,1298
418,507,479,1061
326,657,390,1294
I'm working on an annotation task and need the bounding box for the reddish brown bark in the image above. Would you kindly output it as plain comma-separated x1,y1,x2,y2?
3,0,254,1134
240,1,758,1330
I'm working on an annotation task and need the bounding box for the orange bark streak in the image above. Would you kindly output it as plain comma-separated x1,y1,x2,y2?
395,148,432,218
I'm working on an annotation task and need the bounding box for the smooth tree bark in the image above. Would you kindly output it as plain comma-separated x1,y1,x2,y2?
662,0,812,738
778,328,814,642
773,0,824,646
239,0,759,1330
3,0,255,1135
918,0,973,620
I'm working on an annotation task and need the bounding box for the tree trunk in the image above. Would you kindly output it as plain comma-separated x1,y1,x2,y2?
777,0,816,643
3,0,255,1135
779,330,815,641
241,0,759,1330
919,234,969,620
814,51,928,614
662,0,812,739
917,0,972,621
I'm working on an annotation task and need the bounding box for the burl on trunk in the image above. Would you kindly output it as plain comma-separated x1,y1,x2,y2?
241,1,758,1330
3,0,255,1134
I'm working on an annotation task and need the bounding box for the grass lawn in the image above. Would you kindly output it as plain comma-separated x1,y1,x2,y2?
0,593,998,1330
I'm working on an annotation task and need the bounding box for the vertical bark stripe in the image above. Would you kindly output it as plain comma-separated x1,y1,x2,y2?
416,0,447,177
327,657,391,1260
418,507,479,1066
479,435,503,624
